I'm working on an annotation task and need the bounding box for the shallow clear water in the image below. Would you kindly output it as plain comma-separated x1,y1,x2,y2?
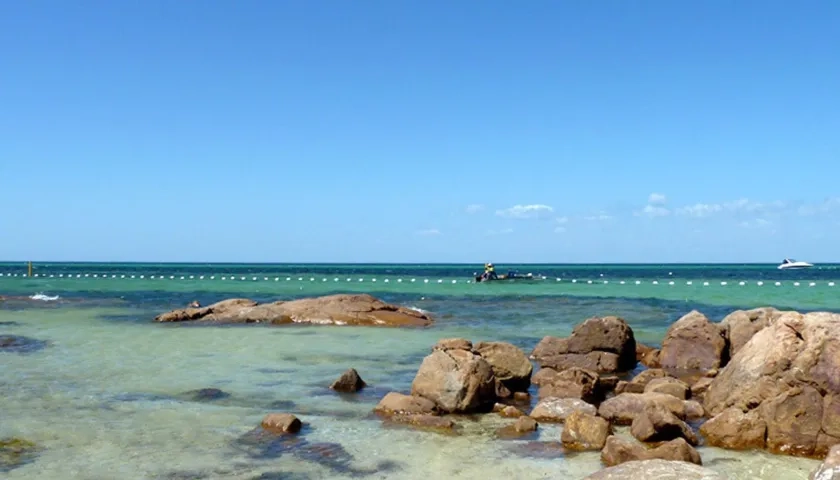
0,263,831,479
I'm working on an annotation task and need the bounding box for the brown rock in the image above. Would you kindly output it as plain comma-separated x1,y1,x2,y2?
530,335,569,359
374,392,437,416
630,402,698,445
636,343,656,362
762,385,823,456
532,367,561,386
433,338,473,352
410,349,496,413
703,311,840,457
514,416,538,432
644,377,690,400
640,348,661,368
329,368,366,393
699,407,766,450
538,351,622,373
530,397,597,422
721,307,783,358
584,458,722,480
513,391,531,402
530,316,637,373
658,310,727,372
598,393,687,425
685,400,705,420
260,413,302,434
388,414,456,432
154,294,434,327
600,436,702,467
537,367,603,404
499,405,525,418
561,410,612,451
810,444,840,480
618,369,669,395
690,377,715,402
496,416,539,439
474,341,533,392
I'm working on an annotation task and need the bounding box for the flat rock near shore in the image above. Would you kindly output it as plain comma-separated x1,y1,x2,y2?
154,294,434,327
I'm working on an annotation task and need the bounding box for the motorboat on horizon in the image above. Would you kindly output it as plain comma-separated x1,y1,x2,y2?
778,258,814,270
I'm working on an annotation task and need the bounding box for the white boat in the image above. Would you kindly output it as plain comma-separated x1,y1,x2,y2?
778,258,814,269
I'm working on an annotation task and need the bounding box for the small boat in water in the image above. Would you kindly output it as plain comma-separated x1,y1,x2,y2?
474,271,543,283
778,258,814,270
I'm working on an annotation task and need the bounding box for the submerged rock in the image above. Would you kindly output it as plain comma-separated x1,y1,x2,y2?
584,459,722,480
0,437,40,472
0,335,49,354
329,368,366,393
180,388,231,402
154,294,434,327
496,416,539,439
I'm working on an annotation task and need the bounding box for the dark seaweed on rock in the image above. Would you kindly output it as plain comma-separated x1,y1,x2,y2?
0,335,50,354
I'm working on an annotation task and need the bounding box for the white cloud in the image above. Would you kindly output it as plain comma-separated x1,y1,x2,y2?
648,193,667,206
465,204,484,214
486,228,514,236
556,216,569,224
640,205,670,217
798,197,840,216
554,226,567,233
416,228,441,236
584,214,613,221
676,198,786,218
495,204,554,219
739,218,771,229
676,203,725,218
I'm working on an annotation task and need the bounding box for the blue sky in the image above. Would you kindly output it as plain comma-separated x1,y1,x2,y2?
1,1,839,263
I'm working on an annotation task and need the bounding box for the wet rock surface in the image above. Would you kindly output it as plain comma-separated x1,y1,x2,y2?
154,294,434,327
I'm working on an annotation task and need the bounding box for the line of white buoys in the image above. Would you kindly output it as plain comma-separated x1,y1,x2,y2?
2,273,840,288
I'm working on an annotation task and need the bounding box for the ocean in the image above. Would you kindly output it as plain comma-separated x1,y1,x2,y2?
1,262,835,479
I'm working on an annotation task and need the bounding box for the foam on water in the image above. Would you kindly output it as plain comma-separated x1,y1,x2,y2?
0,302,822,479
28,293,60,302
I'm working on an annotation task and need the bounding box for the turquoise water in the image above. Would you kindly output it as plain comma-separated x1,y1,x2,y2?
0,263,831,479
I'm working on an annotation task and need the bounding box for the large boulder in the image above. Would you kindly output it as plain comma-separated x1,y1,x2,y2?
531,316,637,373
584,459,722,480
473,341,532,392
658,311,727,372
154,294,434,327
720,307,784,358
410,349,496,413
703,311,840,457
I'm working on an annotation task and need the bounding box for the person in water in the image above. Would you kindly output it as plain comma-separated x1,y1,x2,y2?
483,263,498,280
